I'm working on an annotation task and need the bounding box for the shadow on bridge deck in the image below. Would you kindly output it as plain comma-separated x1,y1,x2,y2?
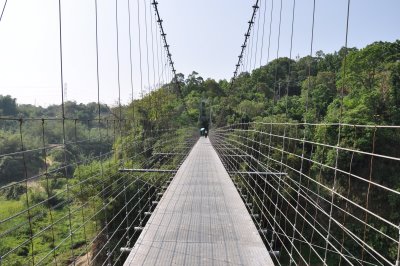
123,137,274,265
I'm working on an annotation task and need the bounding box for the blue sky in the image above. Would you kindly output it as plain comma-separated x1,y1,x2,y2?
0,0,398,106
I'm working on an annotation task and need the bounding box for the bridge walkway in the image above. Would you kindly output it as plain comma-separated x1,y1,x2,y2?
124,137,274,265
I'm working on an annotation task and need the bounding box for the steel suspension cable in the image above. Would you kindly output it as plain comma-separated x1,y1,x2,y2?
0,0,7,23
231,0,259,85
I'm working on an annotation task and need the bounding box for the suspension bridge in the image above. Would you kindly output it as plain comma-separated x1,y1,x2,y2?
0,0,399,265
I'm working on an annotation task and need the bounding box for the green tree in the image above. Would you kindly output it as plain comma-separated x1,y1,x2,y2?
0,95,18,116
301,71,337,122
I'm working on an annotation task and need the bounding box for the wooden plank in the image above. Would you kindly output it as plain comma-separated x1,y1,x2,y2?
124,138,274,266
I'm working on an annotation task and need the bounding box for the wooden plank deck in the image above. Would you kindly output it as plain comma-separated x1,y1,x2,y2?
124,138,274,266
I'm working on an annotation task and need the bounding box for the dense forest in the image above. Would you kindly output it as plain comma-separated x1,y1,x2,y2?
0,99,112,185
0,39,399,264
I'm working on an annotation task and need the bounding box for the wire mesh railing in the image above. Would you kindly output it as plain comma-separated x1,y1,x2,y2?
0,116,196,266
211,121,400,266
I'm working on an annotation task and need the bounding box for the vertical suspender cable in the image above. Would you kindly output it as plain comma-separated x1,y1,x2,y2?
259,0,267,67
324,0,351,263
154,11,161,87
266,0,274,65
127,0,135,122
285,0,296,114
149,0,158,121
273,0,283,103
149,2,160,120
149,0,156,91
143,0,151,104
280,0,296,260
289,0,317,264
94,0,101,137
57,0,75,262
41,119,59,265
93,3,107,262
19,120,35,265
137,0,144,98
253,0,262,70
115,0,122,128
